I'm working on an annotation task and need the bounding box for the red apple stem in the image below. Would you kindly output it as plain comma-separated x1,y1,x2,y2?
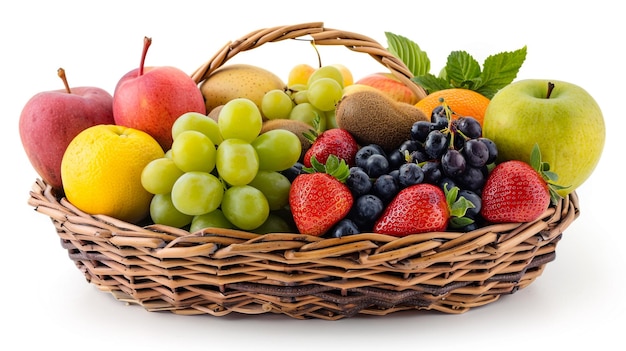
57,68,72,94
546,82,555,99
139,36,152,76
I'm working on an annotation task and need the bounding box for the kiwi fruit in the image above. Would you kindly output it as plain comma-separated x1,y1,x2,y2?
260,119,314,156
335,90,429,151
207,105,223,122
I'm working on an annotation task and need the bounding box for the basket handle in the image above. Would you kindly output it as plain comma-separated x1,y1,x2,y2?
190,22,427,101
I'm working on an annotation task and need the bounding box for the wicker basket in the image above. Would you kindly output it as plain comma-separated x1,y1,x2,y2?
27,22,581,320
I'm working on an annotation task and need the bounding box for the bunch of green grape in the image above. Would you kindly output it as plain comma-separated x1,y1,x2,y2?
141,98,302,233
261,65,348,131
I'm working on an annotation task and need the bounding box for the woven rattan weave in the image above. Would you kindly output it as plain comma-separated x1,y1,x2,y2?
27,22,580,320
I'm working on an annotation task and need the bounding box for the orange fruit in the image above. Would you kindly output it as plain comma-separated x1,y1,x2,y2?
415,88,491,125
61,124,165,223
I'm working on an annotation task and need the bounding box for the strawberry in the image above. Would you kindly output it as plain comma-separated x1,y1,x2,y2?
480,144,567,223
302,125,358,168
289,155,353,236
373,183,450,236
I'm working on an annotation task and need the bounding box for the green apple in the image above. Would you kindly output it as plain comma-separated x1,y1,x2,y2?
482,79,605,196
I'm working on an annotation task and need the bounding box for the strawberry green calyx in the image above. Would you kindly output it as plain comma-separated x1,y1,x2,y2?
303,155,350,183
301,114,324,144
529,144,569,205
444,184,476,229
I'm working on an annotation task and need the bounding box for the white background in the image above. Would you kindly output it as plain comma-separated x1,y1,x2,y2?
2,1,623,350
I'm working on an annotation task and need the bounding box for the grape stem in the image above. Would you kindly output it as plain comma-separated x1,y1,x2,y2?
546,82,555,99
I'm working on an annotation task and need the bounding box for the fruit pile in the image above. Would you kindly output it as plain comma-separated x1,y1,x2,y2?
19,34,605,240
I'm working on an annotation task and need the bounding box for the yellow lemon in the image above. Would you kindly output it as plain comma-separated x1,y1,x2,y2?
61,124,165,223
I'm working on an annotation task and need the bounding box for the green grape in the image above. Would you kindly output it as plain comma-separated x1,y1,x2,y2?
189,209,234,233
251,129,301,171
216,138,259,186
171,171,223,216
172,111,224,145
150,193,193,228
289,102,326,130
170,130,216,173
248,170,291,210
307,65,344,88
261,89,294,120
164,149,173,158
292,90,309,105
325,110,338,129
221,185,269,230
141,157,184,194
218,98,263,142
288,83,308,92
307,77,343,112
251,212,294,234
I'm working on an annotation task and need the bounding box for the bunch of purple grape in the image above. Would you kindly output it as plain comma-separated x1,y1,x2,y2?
407,104,498,194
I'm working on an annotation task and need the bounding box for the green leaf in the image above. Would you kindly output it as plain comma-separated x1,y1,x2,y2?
478,46,527,98
449,216,475,229
445,51,482,88
385,32,430,76
530,143,541,171
527,143,570,205
444,184,475,219
411,74,451,94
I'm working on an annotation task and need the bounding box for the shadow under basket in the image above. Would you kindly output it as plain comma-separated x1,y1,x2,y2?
29,178,579,320
27,23,581,320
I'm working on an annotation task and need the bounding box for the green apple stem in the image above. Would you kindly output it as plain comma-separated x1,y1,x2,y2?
546,82,555,99
57,68,72,94
139,36,152,76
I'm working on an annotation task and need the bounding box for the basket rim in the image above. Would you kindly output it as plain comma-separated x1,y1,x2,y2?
28,177,580,253
190,21,427,101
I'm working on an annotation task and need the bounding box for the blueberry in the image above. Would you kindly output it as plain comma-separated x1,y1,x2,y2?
398,162,424,187
387,149,406,170
346,167,372,196
364,154,389,178
372,174,399,204
350,194,385,230
327,218,360,238
282,161,304,182
355,144,384,169
458,189,482,218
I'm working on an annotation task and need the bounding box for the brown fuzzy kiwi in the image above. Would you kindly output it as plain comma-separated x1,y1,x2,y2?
207,105,223,122
260,119,314,156
335,90,429,151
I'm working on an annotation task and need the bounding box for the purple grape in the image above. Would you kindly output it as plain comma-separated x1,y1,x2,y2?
478,137,498,164
441,149,466,177
455,116,482,138
421,161,442,184
463,139,489,167
425,130,448,159
410,120,433,142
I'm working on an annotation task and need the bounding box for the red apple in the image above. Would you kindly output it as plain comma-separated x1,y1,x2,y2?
355,72,419,105
19,68,114,190
113,37,206,150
